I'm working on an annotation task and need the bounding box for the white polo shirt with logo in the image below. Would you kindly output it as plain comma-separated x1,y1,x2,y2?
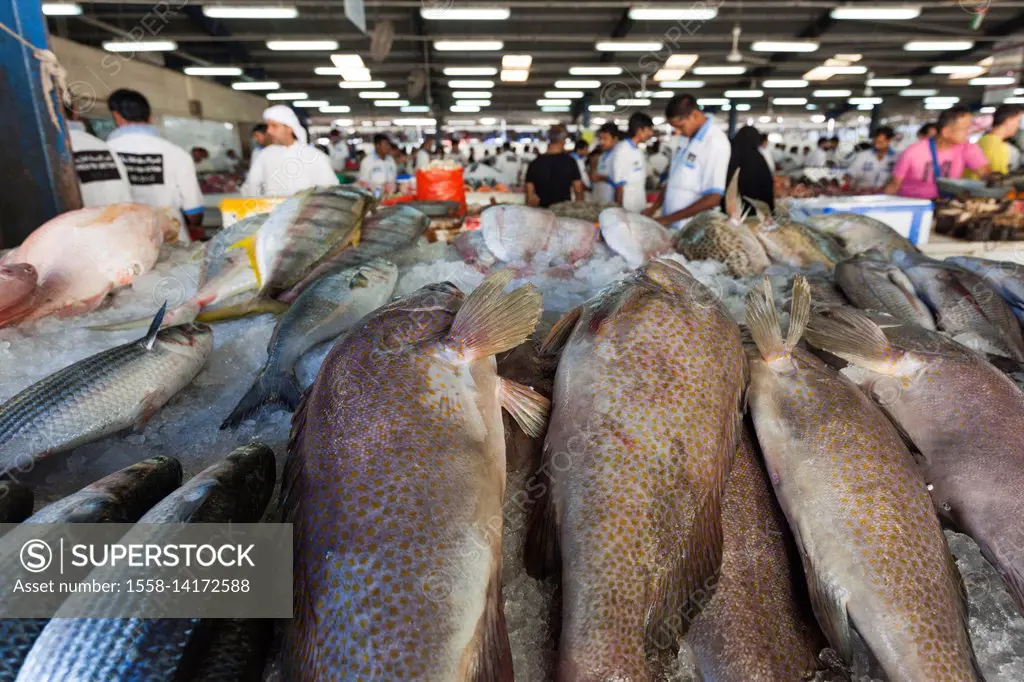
67,121,133,208
358,151,398,190
663,116,731,229
846,148,897,189
107,124,204,243
610,138,648,213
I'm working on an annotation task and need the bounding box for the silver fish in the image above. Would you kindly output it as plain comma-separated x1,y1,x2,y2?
0,307,213,474
835,253,936,329
17,444,276,682
946,255,1024,326
221,259,398,428
806,212,919,258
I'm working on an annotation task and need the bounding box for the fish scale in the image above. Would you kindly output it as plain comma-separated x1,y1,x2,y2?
527,259,747,680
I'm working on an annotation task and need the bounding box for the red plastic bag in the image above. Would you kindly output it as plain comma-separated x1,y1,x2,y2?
416,168,467,215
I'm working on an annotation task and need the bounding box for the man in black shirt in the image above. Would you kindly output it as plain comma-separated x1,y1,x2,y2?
525,126,584,207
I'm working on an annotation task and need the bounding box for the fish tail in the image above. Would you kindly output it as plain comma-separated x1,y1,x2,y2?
447,269,543,361
228,235,262,289
221,368,303,429
804,308,903,374
196,298,288,323
745,277,789,362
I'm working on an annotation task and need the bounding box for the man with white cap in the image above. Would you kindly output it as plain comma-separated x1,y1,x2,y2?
241,105,338,197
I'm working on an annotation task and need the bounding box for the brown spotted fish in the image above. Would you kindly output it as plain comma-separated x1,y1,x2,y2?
805,309,1024,619
282,269,548,681
746,277,980,681
526,258,747,680
674,170,770,277
686,422,826,681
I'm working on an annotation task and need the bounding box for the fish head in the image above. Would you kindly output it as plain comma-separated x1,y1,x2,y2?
0,263,37,288
363,282,463,351
155,322,215,360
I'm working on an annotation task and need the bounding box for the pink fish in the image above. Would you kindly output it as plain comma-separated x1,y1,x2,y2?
0,204,176,327
0,264,37,315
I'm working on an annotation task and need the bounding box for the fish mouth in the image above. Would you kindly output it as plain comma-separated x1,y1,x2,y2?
0,264,36,279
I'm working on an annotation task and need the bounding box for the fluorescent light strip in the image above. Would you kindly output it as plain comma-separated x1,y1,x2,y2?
203,5,297,19
654,69,685,81
616,98,651,106
314,67,346,75
898,88,938,96
735,103,751,111
866,78,912,87
184,66,243,76
931,65,986,75
659,80,705,88
546,90,583,98
1005,97,1024,104
266,92,308,100
751,41,819,53
812,89,851,97
723,89,763,98
849,96,883,104
500,70,529,82
340,81,386,89
232,81,280,90
435,40,504,51
41,3,82,16
541,106,570,112
452,91,493,99
359,91,401,99
443,67,498,76
502,54,532,69
266,40,338,51
595,41,663,52
831,5,920,20
293,100,329,107
451,105,482,112
447,80,494,89
697,98,729,106
420,7,510,20
773,97,807,105
589,104,615,112
569,66,623,76
970,76,1017,86
330,54,365,69
763,79,809,88
342,69,373,82
320,105,351,113
692,66,746,75
374,100,411,107
554,80,600,89
628,7,717,20
905,40,974,51
537,98,571,106
103,40,177,52
401,106,432,113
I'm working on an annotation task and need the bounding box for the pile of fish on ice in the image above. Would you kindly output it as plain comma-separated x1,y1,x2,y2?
1,175,1024,681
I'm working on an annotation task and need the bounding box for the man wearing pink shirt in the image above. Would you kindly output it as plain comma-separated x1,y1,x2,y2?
885,106,989,199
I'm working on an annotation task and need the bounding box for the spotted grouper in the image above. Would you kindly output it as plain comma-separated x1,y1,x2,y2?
746,276,980,680
282,269,549,680
525,257,747,680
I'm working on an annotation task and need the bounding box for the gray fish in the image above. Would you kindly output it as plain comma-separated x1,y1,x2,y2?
805,212,920,258
893,250,1024,360
221,259,398,428
805,310,1024,619
17,444,276,682
747,278,979,680
0,456,182,682
278,204,429,303
0,307,213,475
946,255,1024,326
835,254,936,329
0,483,32,524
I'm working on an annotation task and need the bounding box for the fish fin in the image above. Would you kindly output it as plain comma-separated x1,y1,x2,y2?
724,168,741,221
349,272,369,288
804,308,902,374
745,278,787,362
786,275,811,351
221,369,304,429
468,567,515,682
499,378,551,439
804,555,855,662
228,235,262,289
523,449,560,579
142,301,168,350
539,306,582,355
447,270,542,361
196,298,288,323
92,300,200,332
745,196,773,223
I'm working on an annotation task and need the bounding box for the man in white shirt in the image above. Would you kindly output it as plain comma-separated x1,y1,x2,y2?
64,101,132,208
591,122,621,204
805,138,829,168
105,89,204,242
571,136,592,191
241,105,339,198
358,134,398,193
494,142,522,185
645,94,730,229
415,136,435,173
611,112,655,213
327,129,349,174
845,126,897,190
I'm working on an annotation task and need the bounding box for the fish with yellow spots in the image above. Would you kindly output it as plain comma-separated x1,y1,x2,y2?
686,421,827,681
525,257,748,680
805,308,1024,621
281,269,548,681
746,276,981,681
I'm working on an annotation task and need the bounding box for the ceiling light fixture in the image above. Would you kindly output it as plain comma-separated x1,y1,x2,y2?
451,105,482,113
595,40,664,52
569,66,623,76
555,80,601,89
330,54,365,70
537,98,572,106
103,40,177,52
627,7,717,21
849,96,883,104
232,81,280,90
654,69,685,81
41,3,82,16
266,40,338,51
448,80,495,89
374,100,412,107
905,40,974,51
812,89,852,97
546,90,583,98
443,67,498,76
696,98,729,106
203,5,298,19
319,105,351,113
616,98,652,106
763,79,809,88
772,97,807,105
659,80,705,88
452,91,493,99
266,91,308,100
831,5,920,20
589,104,615,112
500,70,529,82
340,81,385,89
723,89,763,98
866,78,913,87
400,105,432,113
751,41,819,53
692,65,746,75
293,100,328,107
420,7,510,20
435,40,504,51
969,76,1017,86
184,66,243,76
359,91,401,99
899,88,938,96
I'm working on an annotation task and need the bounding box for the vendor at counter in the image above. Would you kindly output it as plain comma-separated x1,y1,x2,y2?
106,89,204,242
242,106,338,197
846,126,897,190
358,134,399,194
885,106,989,200
644,94,730,229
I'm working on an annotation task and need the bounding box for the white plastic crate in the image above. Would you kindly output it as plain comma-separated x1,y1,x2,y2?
787,195,934,245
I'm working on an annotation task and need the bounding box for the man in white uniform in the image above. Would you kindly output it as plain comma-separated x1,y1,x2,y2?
494,142,522,185
590,122,621,204
805,138,829,168
64,101,132,207
845,126,897,190
105,89,204,242
358,134,398,193
611,112,655,213
645,94,730,229
241,105,338,198
327,129,349,174
415,136,435,173
572,136,592,191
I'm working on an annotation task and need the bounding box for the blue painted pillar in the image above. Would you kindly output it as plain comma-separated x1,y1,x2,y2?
0,0,81,249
